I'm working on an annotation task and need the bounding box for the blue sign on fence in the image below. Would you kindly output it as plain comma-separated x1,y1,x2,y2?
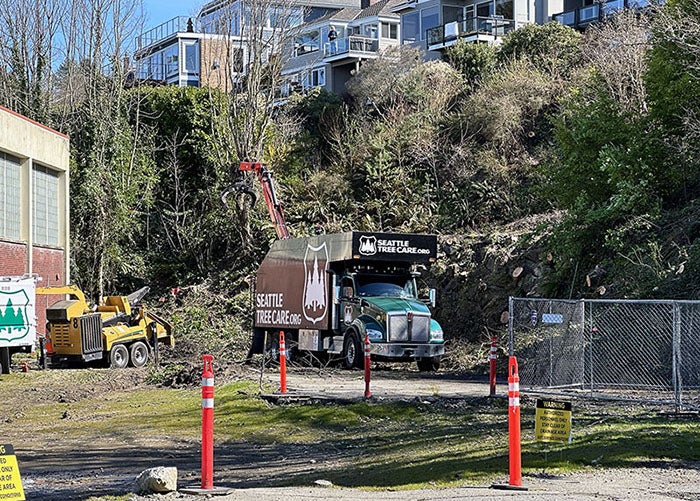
542,314,564,324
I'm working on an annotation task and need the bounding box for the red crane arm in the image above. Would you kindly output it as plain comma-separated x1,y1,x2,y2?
238,161,290,240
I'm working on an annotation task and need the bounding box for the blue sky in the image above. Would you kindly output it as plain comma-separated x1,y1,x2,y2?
141,0,204,29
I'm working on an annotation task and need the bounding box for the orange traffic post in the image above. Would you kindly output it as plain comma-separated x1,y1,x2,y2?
491,355,528,491
364,333,371,398
201,355,215,490
489,335,498,396
279,331,287,394
181,355,233,495
508,356,522,487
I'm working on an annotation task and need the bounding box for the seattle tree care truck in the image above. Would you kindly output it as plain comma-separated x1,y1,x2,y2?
224,162,445,371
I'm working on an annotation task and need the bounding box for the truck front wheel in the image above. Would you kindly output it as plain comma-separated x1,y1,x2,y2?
417,357,441,372
343,332,362,369
109,344,129,369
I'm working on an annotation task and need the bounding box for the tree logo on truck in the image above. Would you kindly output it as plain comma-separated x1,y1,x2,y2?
0,289,31,343
358,235,377,256
303,243,328,324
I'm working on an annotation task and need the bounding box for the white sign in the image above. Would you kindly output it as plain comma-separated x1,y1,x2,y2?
0,277,36,348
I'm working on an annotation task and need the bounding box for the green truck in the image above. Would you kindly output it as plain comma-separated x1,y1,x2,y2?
249,231,445,371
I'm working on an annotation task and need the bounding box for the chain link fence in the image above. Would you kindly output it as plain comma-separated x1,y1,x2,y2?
509,297,700,411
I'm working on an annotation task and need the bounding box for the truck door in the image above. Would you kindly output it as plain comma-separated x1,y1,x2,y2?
339,276,358,335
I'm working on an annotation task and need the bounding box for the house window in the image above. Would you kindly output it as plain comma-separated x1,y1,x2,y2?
402,11,420,42
33,164,59,246
381,23,398,39
420,6,440,40
0,152,21,240
183,41,199,74
443,6,462,23
164,44,178,76
496,0,514,19
311,67,325,87
476,1,494,17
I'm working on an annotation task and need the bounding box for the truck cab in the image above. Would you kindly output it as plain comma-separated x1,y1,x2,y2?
250,231,445,371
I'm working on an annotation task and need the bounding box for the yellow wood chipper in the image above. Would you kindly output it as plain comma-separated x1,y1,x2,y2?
36,285,173,368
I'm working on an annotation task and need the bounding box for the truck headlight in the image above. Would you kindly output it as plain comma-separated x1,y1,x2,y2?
430,326,443,341
366,328,383,341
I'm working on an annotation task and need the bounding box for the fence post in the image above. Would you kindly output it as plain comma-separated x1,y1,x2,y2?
673,303,681,412
489,335,498,396
508,296,514,357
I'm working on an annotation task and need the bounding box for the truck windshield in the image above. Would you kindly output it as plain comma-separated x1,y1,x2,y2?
357,278,417,298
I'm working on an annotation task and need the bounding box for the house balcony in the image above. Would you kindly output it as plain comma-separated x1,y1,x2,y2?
553,0,657,30
323,35,380,62
426,16,523,50
137,16,193,51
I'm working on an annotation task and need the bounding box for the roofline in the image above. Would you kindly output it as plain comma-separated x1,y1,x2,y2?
0,105,69,140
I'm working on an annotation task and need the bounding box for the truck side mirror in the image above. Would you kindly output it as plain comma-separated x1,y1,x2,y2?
429,288,436,308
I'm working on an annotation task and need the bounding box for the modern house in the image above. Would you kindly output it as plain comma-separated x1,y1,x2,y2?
132,0,660,95
280,0,403,96
390,0,567,56
552,0,657,30
133,0,364,89
0,105,70,334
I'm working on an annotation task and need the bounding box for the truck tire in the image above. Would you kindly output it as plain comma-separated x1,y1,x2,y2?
109,344,129,369
343,332,362,369
416,357,441,372
129,341,149,368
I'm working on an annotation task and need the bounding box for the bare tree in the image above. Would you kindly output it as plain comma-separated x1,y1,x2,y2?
0,0,64,119
582,9,652,114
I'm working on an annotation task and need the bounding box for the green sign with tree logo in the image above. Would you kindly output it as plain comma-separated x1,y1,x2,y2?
0,278,35,348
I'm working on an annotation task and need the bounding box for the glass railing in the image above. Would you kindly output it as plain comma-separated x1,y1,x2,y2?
554,11,576,27
553,0,660,29
323,36,379,57
602,0,625,16
426,16,519,47
579,4,600,23
137,17,192,51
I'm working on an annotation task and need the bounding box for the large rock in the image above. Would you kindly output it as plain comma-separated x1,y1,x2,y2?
136,466,178,493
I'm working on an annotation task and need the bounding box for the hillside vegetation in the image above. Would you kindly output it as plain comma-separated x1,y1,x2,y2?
2,1,700,368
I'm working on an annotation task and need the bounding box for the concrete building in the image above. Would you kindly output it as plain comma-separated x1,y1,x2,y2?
0,105,70,332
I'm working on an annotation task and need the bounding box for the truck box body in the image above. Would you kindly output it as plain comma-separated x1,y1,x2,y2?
254,231,437,331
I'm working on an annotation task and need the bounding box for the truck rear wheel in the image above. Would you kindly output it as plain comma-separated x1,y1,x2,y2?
417,357,441,372
343,332,362,369
109,344,129,369
129,341,149,368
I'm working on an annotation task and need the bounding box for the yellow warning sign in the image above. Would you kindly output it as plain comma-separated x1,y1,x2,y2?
0,444,25,501
535,399,572,443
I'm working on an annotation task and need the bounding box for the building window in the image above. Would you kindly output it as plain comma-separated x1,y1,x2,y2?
183,41,199,74
443,6,462,24
402,11,420,42
33,164,59,246
381,23,398,39
0,152,21,240
496,0,514,19
420,6,440,40
476,1,494,17
312,67,325,87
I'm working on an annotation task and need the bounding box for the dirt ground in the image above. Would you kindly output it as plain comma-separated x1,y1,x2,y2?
4,365,700,501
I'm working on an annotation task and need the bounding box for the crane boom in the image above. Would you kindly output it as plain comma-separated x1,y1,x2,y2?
236,161,290,240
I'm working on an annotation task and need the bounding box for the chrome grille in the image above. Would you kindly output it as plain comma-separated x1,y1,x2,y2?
388,314,408,341
411,315,430,342
388,313,431,342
